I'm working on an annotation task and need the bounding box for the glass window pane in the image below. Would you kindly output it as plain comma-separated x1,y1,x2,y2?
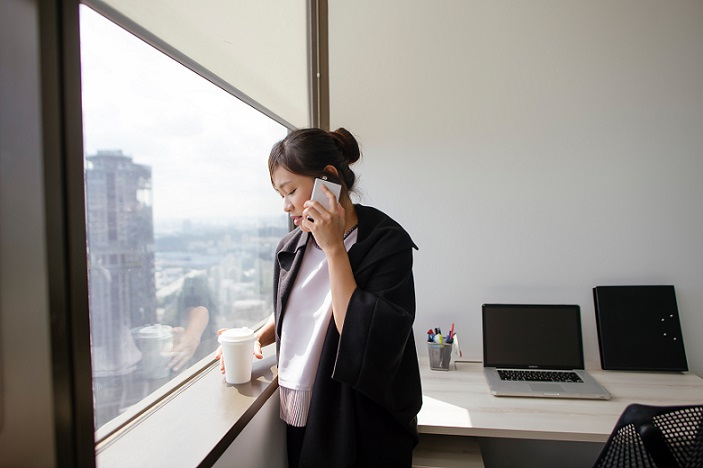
79,5,288,432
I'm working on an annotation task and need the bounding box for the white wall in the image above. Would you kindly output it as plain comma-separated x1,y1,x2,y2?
214,388,287,468
329,1,703,373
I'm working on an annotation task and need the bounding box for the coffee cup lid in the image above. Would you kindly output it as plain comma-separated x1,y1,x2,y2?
137,324,173,339
218,327,256,343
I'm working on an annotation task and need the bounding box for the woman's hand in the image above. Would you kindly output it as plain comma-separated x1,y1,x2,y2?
301,184,346,252
216,328,227,374
253,340,263,359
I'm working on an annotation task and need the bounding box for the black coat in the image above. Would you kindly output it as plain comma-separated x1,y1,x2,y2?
273,204,422,467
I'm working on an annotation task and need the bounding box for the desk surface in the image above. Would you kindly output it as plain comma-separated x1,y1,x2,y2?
418,360,703,443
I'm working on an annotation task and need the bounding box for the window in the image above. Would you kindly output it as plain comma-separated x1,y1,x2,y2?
79,5,288,433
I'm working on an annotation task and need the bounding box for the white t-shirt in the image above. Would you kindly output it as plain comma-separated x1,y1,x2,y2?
278,229,358,426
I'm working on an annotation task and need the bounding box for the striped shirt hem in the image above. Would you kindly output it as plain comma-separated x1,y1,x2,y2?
279,386,313,427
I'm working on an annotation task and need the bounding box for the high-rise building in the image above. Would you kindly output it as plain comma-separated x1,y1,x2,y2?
85,150,156,377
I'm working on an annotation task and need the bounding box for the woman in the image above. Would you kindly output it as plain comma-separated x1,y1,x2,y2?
226,127,422,467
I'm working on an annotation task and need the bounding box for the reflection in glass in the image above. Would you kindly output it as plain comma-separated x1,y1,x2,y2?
80,6,288,431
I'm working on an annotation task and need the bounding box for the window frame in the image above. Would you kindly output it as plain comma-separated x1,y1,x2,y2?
41,0,95,465
46,0,327,463
78,1,295,446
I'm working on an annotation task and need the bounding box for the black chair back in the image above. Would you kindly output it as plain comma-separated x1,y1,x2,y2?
593,403,703,468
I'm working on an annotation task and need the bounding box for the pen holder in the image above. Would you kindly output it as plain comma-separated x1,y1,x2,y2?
428,342,453,371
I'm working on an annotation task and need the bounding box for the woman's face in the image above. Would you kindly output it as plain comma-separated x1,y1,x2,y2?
271,165,314,227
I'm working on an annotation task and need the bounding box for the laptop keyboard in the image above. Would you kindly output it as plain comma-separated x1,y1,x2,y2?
498,369,583,383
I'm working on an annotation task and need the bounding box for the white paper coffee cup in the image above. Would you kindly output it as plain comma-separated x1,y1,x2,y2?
218,327,256,384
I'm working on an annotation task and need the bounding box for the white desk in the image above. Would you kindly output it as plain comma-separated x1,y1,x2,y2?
418,360,703,443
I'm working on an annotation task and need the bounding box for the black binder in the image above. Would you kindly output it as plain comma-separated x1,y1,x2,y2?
592,285,688,371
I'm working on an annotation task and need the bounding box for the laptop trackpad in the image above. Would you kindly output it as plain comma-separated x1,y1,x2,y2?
529,383,565,393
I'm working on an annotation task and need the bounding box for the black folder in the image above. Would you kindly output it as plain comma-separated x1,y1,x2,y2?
592,285,688,371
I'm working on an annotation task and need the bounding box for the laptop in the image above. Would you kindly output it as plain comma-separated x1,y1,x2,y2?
482,303,610,400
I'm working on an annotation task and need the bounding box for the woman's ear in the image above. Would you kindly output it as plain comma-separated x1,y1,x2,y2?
321,165,348,199
323,164,340,179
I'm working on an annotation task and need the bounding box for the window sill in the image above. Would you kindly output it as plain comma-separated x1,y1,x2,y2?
95,349,278,467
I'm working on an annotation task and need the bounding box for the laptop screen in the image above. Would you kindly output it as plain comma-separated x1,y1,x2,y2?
482,304,585,369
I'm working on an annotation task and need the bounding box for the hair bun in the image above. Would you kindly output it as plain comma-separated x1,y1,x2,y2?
330,128,361,165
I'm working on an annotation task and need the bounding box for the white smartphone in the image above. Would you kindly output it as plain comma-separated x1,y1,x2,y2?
311,178,342,207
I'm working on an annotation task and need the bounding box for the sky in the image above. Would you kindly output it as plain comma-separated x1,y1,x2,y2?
79,5,288,226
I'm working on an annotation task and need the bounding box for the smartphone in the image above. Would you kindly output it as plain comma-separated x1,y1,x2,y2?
311,178,342,207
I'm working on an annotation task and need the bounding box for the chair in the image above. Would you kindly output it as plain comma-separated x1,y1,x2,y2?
593,403,703,467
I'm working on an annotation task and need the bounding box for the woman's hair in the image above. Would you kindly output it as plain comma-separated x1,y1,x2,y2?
268,127,361,193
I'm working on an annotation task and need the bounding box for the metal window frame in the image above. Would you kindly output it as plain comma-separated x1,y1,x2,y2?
39,0,95,465
309,0,330,130
41,0,324,464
